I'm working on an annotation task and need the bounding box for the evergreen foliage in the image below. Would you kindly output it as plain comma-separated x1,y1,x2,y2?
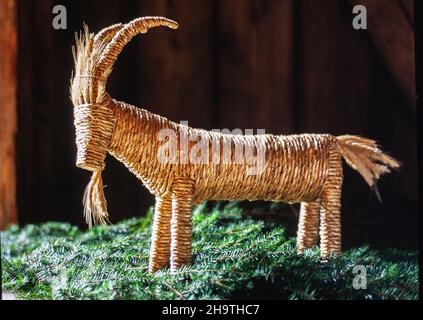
1,202,418,300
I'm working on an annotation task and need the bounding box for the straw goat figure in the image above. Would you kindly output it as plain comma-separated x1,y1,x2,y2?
70,16,400,273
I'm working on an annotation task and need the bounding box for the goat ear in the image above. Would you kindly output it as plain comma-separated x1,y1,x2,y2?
93,23,124,48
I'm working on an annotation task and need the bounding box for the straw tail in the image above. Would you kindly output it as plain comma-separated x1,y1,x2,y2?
336,135,401,201
83,170,110,228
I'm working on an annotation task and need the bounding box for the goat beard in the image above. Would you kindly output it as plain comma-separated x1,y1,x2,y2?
83,169,109,228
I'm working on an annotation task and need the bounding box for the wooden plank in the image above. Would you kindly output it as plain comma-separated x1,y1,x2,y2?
15,0,41,225
217,0,295,134
135,0,215,129
349,0,416,113
0,0,18,229
298,0,376,135
32,0,59,222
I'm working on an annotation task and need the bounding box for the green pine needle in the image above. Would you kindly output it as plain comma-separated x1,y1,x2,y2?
1,202,419,300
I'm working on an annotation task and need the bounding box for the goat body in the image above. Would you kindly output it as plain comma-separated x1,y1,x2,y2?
71,17,400,273
109,99,333,204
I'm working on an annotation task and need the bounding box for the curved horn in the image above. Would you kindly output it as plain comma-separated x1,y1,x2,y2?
94,23,124,47
96,16,179,76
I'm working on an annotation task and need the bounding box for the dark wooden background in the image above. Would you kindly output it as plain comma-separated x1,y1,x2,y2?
1,0,417,250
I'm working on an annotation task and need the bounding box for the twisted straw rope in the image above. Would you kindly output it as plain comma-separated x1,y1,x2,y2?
74,103,115,171
297,201,321,252
170,178,195,272
71,17,401,273
319,144,343,257
149,192,172,273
